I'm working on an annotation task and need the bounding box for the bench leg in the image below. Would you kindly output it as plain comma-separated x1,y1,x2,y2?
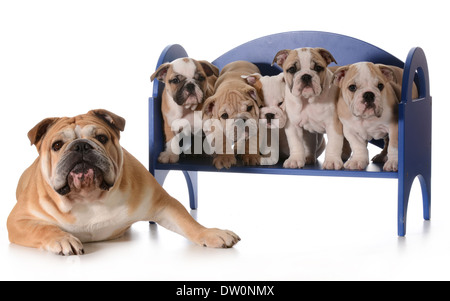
182,170,198,210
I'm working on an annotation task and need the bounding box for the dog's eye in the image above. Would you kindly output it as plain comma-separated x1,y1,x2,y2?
52,141,63,152
278,101,284,107
287,66,297,74
169,77,180,84
348,84,357,92
221,112,229,119
246,105,253,112
197,75,205,82
96,134,109,145
378,83,385,91
314,64,324,72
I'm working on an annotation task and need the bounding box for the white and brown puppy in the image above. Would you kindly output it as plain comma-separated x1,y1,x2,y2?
333,62,416,171
150,58,219,163
7,109,239,255
273,47,344,169
202,61,263,169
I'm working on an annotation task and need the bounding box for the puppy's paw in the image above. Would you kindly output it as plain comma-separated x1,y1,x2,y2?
213,155,237,170
242,154,261,166
304,155,317,165
283,155,305,169
196,228,241,248
158,151,179,164
383,159,398,172
323,156,344,170
372,152,388,164
344,158,369,170
44,234,84,256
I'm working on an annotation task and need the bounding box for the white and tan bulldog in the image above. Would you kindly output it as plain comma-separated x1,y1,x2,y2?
202,61,263,169
7,109,240,255
333,62,416,171
273,47,344,169
242,72,325,165
150,58,219,163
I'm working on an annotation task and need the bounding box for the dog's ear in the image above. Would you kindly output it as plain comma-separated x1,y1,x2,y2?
150,63,171,82
202,96,217,119
272,49,291,67
245,86,263,108
241,73,261,86
316,48,337,66
28,117,59,149
88,109,126,133
333,66,349,87
377,64,396,83
198,60,220,77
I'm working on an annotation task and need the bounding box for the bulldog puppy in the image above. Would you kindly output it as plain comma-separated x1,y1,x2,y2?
7,109,240,255
273,47,344,170
150,58,219,163
202,61,263,169
333,62,417,171
242,72,325,165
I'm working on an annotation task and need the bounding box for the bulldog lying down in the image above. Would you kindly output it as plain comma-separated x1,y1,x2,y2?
7,109,240,255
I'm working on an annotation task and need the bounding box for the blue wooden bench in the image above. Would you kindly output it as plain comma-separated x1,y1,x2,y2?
148,31,432,236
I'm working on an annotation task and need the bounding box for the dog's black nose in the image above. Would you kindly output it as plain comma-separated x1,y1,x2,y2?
301,74,312,83
185,83,196,93
71,141,93,153
265,113,275,121
363,92,375,103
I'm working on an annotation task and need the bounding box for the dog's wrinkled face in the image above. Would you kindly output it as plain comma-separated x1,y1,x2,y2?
28,109,125,201
243,73,286,129
333,62,395,118
151,58,218,110
273,47,336,100
203,87,260,143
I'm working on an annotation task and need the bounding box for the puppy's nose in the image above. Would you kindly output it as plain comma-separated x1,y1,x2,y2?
363,92,375,103
301,74,312,83
71,141,93,153
265,113,275,121
185,83,195,93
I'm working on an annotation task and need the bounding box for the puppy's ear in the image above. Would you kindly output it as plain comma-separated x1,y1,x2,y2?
272,50,291,67
150,63,171,82
241,73,261,86
377,64,396,83
202,96,216,119
199,60,220,77
88,109,126,133
28,117,59,149
333,66,349,87
246,86,263,108
316,48,337,65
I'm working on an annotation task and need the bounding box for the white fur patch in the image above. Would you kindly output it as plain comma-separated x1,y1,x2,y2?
172,58,196,79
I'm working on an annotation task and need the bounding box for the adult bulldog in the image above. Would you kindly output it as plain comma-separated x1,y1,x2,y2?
7,109,240,255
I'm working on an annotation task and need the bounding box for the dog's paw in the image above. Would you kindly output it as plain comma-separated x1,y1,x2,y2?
242,154,260,166
158,151,179,164
323,157,344,170
283,155,305,169
383,159,398,172
196,228,241,248
44,234,84,256
213,155,237,170
344,158,369,170
372,152,388,164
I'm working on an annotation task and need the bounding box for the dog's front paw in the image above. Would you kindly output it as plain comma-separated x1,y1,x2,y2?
213,155,237,170
44,234,84,256
196,228,241,248
323,156,344,170
344,158,369,170
283,154,305,168
383,159,398,172
242,154,260,166
158,151,179,164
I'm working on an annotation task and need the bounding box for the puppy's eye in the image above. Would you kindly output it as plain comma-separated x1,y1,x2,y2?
96,134,109,144
348,84,357,92
169,77,180,84
221,113,229,119
52,141,63,152
287,66,297,74
246,105,253,112
197,75,205,82
378,83,384,91
314,64,324,72
278,101,284,107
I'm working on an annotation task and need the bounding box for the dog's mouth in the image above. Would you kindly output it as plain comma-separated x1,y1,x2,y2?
56,162,112,196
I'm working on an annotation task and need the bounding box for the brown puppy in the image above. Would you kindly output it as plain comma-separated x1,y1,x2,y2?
202,61,263,169
7,109,240,255
151,58,219,163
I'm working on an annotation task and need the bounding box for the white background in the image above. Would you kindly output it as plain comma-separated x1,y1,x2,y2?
0,0,448,281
